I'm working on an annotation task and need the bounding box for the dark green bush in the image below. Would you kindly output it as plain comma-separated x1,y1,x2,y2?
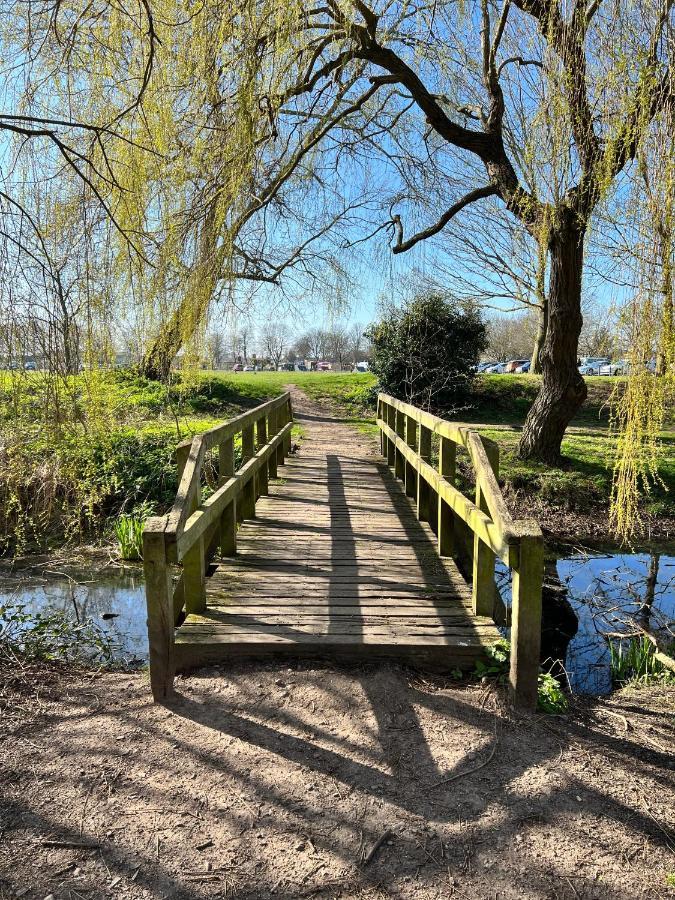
366,294,487,413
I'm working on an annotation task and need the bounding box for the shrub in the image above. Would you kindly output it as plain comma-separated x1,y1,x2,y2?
366,294,487,413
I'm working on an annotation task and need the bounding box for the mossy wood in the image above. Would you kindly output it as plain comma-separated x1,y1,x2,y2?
144,391,543,711
378,394,544,710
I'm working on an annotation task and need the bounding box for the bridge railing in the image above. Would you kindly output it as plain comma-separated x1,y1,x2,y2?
377,393,544,709
142,391,293,700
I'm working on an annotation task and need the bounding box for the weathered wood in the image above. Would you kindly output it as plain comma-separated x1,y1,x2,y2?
175,392,291,455
240,424,256,519
438,436,456,557
183,484,206,614
218,437,236,557
377,392,544,710
386,402,396,466
257,415,269,497
404,415,417,499
394,409,406,480
268,408,278,479
509,533,544,711
472,441,498,618
417,424,432,523
142,517,174,701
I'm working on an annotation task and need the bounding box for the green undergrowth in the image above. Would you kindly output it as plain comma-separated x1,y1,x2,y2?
609,636,675,687
470,638,569,713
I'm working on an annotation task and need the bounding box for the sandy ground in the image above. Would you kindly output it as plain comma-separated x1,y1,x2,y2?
1,663,674,900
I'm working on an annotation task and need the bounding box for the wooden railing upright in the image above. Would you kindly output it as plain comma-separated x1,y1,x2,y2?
377,393,544,710
143,392,293,700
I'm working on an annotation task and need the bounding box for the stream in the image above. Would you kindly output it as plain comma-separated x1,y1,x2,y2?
1,548,673,693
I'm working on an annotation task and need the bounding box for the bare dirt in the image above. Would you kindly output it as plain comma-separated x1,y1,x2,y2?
1,664,674,900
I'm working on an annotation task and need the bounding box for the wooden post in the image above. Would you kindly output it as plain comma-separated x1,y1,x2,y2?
386,403,396,467
438,436,456,556
241,424,256,519
219,436,236,556
143,517,174,701
378,398,386,457
404,416,417,499
183,483,206,615
276,403,285,469
472,443,499,618
417,424,432,521
283,396,292,455
509,533,544,711
394,409,405,480
257,415,269,496
268,407,278,480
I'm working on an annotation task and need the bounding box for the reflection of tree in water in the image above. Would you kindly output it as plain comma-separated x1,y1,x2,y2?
498,551,675,694
558,552,675,690
0,572,147,662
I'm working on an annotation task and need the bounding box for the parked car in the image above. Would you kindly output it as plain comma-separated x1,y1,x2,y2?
232,363,243,372
243,365,255,372
297,363,307,372
484,362,506,374
23,361,37,371
476,362,497,372
514,360,531,373
578,357,609,375
599,359,629,376
505,359,529,373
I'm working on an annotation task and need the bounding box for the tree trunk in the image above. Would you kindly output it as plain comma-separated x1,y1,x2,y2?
530,298,547,375
519,217,588,464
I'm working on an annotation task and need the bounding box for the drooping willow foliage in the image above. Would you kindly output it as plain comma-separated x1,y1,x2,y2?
0,0,673,535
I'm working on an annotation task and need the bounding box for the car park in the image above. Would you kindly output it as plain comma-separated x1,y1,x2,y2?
578,357,609,375
599,359,629,376
505,359,529,373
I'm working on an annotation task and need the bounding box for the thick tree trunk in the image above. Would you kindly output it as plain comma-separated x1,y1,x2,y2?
141,311,184,382
519,217,588,464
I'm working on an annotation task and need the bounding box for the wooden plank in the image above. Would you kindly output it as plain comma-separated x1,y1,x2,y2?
142,516,174,701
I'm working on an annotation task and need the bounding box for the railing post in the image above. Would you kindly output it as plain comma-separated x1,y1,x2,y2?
386,403,396,467
283,395,292,456
417,424,432,522
268,407,278,480
510,533,544,711
219,436,236,556
394,409,405,480
472,442,499,617
241,424,256,519
404,415,417,499
143,516,174,701
438,436,456,556
257,415,269,496
378,397,386,457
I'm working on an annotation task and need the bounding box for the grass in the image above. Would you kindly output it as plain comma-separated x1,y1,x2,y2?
609,636,674,687
1,366,671,554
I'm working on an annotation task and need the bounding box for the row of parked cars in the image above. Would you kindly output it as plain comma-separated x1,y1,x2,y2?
477,357,634,376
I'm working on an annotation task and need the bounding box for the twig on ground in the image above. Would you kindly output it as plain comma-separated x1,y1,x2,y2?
431,721,499,788
362,829,394,866
41,840,100,850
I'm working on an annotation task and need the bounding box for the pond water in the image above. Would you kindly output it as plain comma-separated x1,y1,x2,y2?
498,548,675,694
1,549,673,692
0,568,147,666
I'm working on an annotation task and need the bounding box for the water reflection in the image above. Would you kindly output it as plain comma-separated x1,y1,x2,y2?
498,550,675,694
2,551,674,691
0,570,147,664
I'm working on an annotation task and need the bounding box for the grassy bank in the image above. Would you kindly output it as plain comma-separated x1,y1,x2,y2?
1,368,671,554
232,370,673,527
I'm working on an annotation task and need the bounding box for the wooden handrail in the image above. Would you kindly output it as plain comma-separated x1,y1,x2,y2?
143,391,294,701
377,393,543,710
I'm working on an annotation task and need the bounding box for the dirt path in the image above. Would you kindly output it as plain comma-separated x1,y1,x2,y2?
2,391,675,900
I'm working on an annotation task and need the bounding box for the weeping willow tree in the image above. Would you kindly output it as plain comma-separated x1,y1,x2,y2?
129,0,674,465
609,110,675,541
2,0,674,529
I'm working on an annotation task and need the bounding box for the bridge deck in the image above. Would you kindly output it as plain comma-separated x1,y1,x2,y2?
174,394,501,670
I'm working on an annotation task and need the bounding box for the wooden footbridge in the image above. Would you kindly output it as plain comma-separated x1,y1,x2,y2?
143,391,544,709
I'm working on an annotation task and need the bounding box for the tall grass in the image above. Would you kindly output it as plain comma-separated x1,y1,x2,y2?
114,514,145,560
609,636,672,685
